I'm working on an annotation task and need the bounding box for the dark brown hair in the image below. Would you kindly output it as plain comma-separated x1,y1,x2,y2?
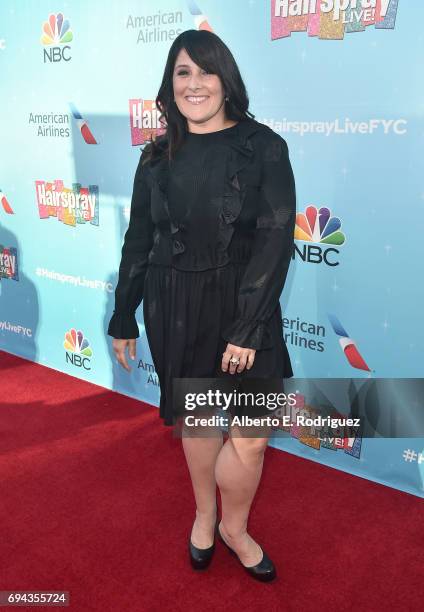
143,29,254,163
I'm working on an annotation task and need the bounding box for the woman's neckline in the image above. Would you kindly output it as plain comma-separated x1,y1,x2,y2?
186,121,240,138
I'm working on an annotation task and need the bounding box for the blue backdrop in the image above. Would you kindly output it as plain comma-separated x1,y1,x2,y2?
1,0,423,497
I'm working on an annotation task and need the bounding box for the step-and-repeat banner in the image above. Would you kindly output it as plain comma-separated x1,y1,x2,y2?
1,1,423,497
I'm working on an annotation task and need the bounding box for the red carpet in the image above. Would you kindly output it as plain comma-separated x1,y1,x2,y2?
0,350,422,612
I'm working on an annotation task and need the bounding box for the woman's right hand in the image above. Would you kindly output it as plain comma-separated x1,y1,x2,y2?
112,338,137,372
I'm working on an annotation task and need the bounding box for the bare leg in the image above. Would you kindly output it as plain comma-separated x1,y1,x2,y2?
214,420,272,566
181,411,224,548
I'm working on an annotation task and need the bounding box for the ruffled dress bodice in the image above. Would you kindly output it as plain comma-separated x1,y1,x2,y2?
147,122,257,271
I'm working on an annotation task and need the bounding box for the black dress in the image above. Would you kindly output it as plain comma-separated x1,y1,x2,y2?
107,118,296,426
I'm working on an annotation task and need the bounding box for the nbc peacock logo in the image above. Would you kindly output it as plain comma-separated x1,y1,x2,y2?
41,13,73,63
63,328,93,370
294,205,346,267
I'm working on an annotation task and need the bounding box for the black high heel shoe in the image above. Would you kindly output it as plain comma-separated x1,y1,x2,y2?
189,516,220,570
217,521,276,582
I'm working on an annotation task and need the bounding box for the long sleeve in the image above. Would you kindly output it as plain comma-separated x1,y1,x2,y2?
107,146,154,339
221,135,296,350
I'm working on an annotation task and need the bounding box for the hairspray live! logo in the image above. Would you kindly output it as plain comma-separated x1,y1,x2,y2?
129,99,167,146
0,246,18,281
272,0,398,40
35,180,99,226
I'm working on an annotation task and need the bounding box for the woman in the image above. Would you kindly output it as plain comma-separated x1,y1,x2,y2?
108,29,296,582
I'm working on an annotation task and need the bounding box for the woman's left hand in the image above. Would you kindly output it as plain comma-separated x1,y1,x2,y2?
222,343,256,374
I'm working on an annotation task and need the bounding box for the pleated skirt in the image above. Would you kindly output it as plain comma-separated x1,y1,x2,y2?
142,262,293,426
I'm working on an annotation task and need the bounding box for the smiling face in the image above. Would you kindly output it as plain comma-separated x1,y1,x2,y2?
172,47,229,133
